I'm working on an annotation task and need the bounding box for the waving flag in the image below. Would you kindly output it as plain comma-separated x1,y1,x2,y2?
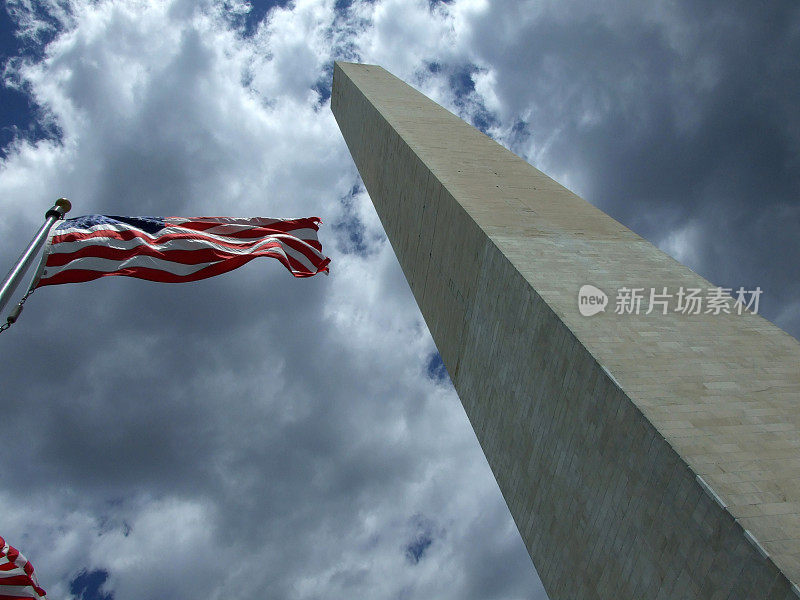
0,536,47,599
33,215,330,287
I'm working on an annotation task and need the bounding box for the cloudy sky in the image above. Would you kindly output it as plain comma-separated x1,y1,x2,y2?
0,1,797,599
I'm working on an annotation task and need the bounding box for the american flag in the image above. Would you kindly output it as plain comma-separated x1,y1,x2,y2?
0,536,47,600
33,215,330,287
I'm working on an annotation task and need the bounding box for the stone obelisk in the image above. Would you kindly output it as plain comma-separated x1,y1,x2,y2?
331,61,800,600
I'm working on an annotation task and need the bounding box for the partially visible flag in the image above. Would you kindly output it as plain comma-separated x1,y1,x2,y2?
33,215,330,287
0,536,47,599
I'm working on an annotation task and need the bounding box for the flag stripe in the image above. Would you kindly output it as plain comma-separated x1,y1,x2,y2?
37,252,325,286
0,590,44,599
0,578,36,587
171,217,320,236
50,226,323,252
40,240,321,279
45,239,287,267
171,215,320,229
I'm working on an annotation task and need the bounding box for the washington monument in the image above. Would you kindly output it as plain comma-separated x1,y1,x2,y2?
331,62,800,599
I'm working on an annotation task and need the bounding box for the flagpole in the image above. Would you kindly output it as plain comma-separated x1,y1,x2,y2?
0,198,71,317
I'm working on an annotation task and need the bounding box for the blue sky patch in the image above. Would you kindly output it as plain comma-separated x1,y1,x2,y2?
240,0,291,37
404,515,438,565
448,65,477,99
420,61,499,134
312,62,335,108
405,532,433,564
0,6,54,156
70,569,114,600
426,352,449,383
334,185,380,256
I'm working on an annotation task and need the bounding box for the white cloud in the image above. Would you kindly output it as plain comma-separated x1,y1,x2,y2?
657,218,702,268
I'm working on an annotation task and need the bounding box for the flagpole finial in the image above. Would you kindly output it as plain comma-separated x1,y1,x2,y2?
46,198,71,219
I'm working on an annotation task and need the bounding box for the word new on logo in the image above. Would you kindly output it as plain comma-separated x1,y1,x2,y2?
578,285,608,316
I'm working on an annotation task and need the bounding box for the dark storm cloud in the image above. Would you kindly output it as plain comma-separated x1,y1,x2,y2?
455,0,800,335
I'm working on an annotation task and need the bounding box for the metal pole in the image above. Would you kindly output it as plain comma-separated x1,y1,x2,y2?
0,198,71,317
